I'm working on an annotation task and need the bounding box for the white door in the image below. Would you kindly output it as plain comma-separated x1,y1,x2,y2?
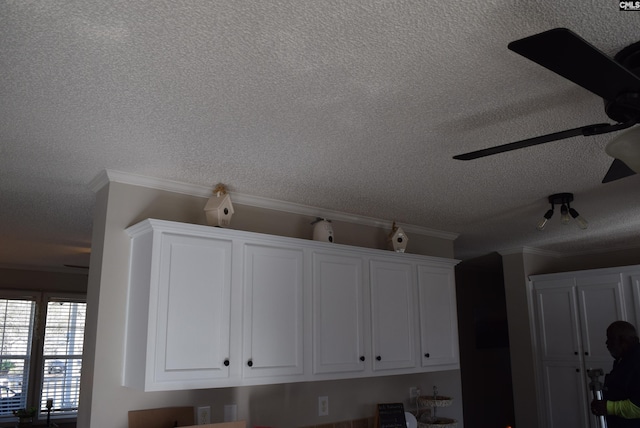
369,260,416,371
539,360,590,428
417,264,459,366
312,251,366,374
242,243,304,379
576,274,625,363
154,233,233,384
533,279,582,360
631,274,640,329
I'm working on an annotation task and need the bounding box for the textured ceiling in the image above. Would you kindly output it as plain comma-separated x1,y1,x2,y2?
2,1,640,271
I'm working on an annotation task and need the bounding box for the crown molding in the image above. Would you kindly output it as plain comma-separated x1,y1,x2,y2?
498,246,564,258
498,244,640,259
90,169,459,240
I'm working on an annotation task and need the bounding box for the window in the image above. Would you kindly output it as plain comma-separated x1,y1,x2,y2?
0,292,86,422
0,298,33,416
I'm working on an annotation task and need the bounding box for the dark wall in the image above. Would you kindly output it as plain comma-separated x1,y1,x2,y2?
455,253,515,427
0,268,87,292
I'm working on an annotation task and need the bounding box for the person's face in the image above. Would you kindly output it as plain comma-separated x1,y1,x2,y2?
607,329,624,358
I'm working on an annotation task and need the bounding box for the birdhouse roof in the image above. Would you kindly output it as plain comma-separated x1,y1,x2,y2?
389,226,406,238
204,193,234,212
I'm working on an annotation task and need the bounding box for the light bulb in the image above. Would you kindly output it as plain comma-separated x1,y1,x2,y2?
569,208,588,229
537,209,554,231
560,204,570,225
575,216,588,229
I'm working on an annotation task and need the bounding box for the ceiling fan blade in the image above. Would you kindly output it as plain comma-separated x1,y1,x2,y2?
508,28,640,101
453,123,610,161
602,158,637,183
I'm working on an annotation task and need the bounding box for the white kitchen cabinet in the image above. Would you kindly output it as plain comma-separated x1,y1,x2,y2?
369,259,416,371
531,269,629,428
124,219,460,391
124,224,233,391
534,279,581,360
628,273,640,332
576,274,625,362
539,360,590,428
242,243,304,379
533,275,625,362
417,264,459,366
311,251,366,374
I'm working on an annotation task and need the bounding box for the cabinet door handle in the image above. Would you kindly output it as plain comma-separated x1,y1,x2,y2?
576,368,580,373
224,359,230,367
585,352,589,356
574,351,578,355
360,356,365,362
247,359,253,367
424,353,430,358
376,356,382,361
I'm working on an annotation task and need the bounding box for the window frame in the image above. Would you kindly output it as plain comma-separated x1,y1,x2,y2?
0,290,86,424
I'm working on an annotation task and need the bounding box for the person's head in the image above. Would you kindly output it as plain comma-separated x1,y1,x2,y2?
606,321,640,358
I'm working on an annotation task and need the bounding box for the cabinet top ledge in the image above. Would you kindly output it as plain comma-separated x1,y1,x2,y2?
126,218,460,266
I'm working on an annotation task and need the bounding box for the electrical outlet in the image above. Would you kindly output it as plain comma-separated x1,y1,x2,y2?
224,404,237,422
197,406,211,424
318,396,329,416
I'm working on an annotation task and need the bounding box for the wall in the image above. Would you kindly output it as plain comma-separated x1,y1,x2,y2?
0,267,87,293
455,254,514,428
502,248,640,428
77,178,461,428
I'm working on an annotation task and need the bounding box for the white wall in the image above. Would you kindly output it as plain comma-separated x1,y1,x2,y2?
77,179,462,428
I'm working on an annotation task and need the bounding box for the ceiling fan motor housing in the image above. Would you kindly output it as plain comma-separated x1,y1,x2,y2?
605,41,640,123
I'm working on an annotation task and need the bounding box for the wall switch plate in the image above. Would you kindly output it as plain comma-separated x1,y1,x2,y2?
318,396,329,416
197,406,211,424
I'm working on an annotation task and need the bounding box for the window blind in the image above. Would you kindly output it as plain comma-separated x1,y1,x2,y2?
0,298,35,416
41,299,86,415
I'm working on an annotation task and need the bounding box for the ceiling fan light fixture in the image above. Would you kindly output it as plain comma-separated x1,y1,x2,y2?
605,126,640,174
538,193,588,231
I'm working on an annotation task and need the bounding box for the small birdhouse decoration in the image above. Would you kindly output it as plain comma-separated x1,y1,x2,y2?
388,221,408,253
204,184,234,227
311,218,334,243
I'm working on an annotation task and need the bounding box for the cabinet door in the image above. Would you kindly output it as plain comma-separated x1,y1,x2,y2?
533,280,581,360
576,274,625,362
312,252,366,374
154,233,233,386
242,243,304,379
369,260,416,371
417,265,459,366
631,274,640,329
539,361,590,428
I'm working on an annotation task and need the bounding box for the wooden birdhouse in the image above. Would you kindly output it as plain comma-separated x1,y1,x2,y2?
204,184,234,227
388,222,408,253
311,218,334,243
